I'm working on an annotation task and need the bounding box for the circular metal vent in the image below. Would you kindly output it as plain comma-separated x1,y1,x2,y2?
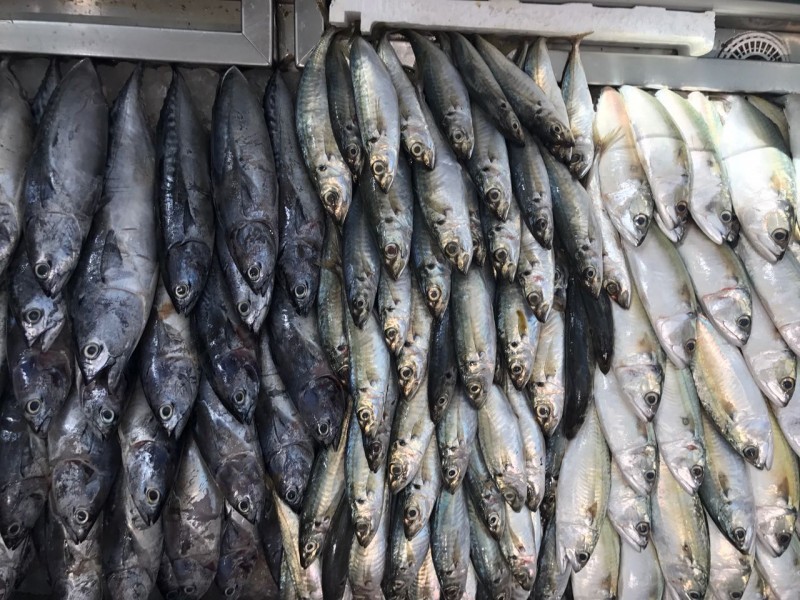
718,31,789,62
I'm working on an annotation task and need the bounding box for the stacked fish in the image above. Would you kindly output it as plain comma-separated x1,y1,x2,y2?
1,25,800,600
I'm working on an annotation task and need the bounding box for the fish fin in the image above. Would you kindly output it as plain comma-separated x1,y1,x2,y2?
100,231,124,277
569,31,594,47
594,126,627,158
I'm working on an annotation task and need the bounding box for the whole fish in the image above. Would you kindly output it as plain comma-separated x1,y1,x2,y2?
700,412,756,554
504,377,546,512
22,58,108,297
264,69,324,316
211,66,278,295
619,85,690,233
350,35,401,192
472,35,573,155
31,58,60,125
594,87,654,247
570,519,619,600
378,265,412,356
215,506,260,600
411,207,452,319
515,223,555,322
496,279,538,389
463,163,488,267
482,190,521,283
326,34,365,177
0,390,48,550
45,503,103,600
8,247,67,351
522,38,570,132
386,509,430,600
624,224,697,368
70,67,158,393
650,454,709,600
607,461,650,551
345,409,386,547
431,485,471,600
533,515,571,600
465,444,505,541
706,512,753,600
156,67,215,314
508,127,554,249
541,142,603,296
343,184,381,327
269,280,344,445
561,33,595,179
0,61,33,275
465,102,514,221
397,281,433,400
528,310,565,436
466,491,514,598
194,377,267,523
118,380,178,526
428,306,458,423
693,315,773,469
193,260,259,424
719,95,795,261
138,278,200,439
405,30,474,160
617,537,664,600
677,221,752,347
7,312,73,436
48,376,120,543
755,535,800,598
296,29,352,224
401,437,441,540
162,436,224,600
317,218,350,383
348,487,389,600
388,376,435,493
656,88,737,244
653,362,706,495
436,384,477,492
564,272,595,438
377,34,435,168
499,503,538,590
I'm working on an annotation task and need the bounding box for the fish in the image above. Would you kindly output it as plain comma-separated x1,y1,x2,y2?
268,280,344,445
428,306,458,423
617,536,664,599
156,67,215,314
405,30,474,160
677,221,752,347
0,389,48,550
508,126,554,249
653,362,706,495
436,384,477,492
386,509,430,600
118,380,178,527
495,279,538,390
348,486,389,599
8,247,67,351
79,372,129,441
534,515,571,600
748,95,790,147
564,272,595,438
499,503,538,591
0,61,33,276
607,461,650,551
570,519,619,600
706,511,753,600
194,377,267,523
700,412,756,554
296,29,352,224
401,437,441,540
264,69,324,316
651,453,709,600
774,363,800,457
31,58,60,125
7,312,73,436
594,368,658,496
377,34,435,168
257,486,283,586
389,376,435,493
364,372,399,473
556,403,611,573
482,189,521,283
162,435,224,600
541,141,603,296
69,67,158,393
656,88,737,244
504,376,546,512
719,95,795,261
215,506,261,600
350,35,401,191
211,66,278,296
561,33,595,179
581,288,614,374
431,485,471,600
413,548,441,600
624,224,697,368
466,490,514,597
396,279,433,400
22,58,108,297
515,222,555,322
594,87,654,247
48,375,120,544
462,157,488,267
320,497,353,600
411,207,452,319
343,183,381,327
692,315,774,469
755,534,800,598
528,310,565,436
522,38,570,132
138,278,201,439
193,259,259,424
377,264,412,356
317,218,350,383
0,533,30,598
326,33,366,177
472,35,573,155
44,502,103,600
451,266,496,407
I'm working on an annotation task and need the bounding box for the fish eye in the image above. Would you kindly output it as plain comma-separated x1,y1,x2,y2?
605,281,619,297
730,593,742,600
238,498,251,513
354,297,366,310
468,383,482,397
237,301,251,316
24,309,42,324
304,541,318,555
7,523,20,537
390,463,403,477
34,261,51,280
494,248,508,263
174,283,189,299
82,342,101,359
25,399,42,415
526,292,541,307
324,190,339,206
372,161,386,176
676,201,688,214
159,404,174,421
583,267,596,281
732,527,746,541
781,377,795,392
399,366,414,380
232,390,246,406
347,144,359,158
736,315,751,330
688,592,700,600
576,551,589,565
720,210,733,223
503,491,516,504
452,131,464,143
145,488,161,505
552,124,563,135
437,395,448,406
317,422,330,438
644,470,656,483
536,405,551,419
285,488,298,504
771,228,789,244
535,217,548,231
644,392,660,407
691,465,704,481
570,153,581,164
511,363,523,375
634,214,648,228
385,327,398,341
447,467,458,480
684,339,696,353
75,509,90,525
444,241,459,257
100,408,115,424
511,121,520,130
357,408,372,425
427,287,442,302
777,532,792,546
384,243,399,259
182,586,196,596
488,514,500,527
224,586,237,597
411,143,423,157
406,507,419,519
246,264,262,282
743,445,758,461
636,522,650,535
487,189,501,203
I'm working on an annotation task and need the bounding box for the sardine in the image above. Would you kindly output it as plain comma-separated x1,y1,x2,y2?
564,272,595,438
401,437,441,540
522,38,570,130
317,218,350,383
755,534,800,598
274,492,324,600
607,461,650,551
528,310,565,436
465,102,514,221
389,376,435,493
348,487,389,600
466,491,513,598
516,223,555,322
617,536,664,599
326,34,365,177
345,409,386,547
508,127,554,249
431,485,471,600
463,169,487,267
396,281,433,400
533,515,571,600
343,184,381,327
561,34,595,179
436,384,477,492
496,279,538,389
428,306,458,423
499,503,538,591
465,443,505,541
570,518,619,600
482,189,521,283
706,512,752,600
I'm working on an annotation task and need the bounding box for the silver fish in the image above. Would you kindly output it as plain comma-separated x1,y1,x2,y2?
464,442,505,541
607,460,650,551
326,34,366,178
533,515,571,600
528,310,565,436
755,534,800,598
45,502,103,600
348,488,389,600
499,503,537,591
436,384,477,493
345,409,386,547
466,491,514,598
466,102,514,221
496,279,539,390
317,218,350,383
617,536,664,600
462,170,487,267
401,437,442,540
431,485,471,600
570,518,619,600
706,510,753,600
516,223,555,322
273,493,324,600
504,376,546,512
508,126,555,249
343,185,381,328
411,207,452,320
522,38,570,129
396,281,433,400
482,190,521,283
377,265,412,356
774,363,800,457
561,33,596,179
386,508,430,600
389,375,435,493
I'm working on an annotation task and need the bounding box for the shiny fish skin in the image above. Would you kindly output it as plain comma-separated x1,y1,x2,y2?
466,492,514,599
504,376,546,512
463,170,487,267
653,362,706,495
564,272,594,438
561,34,595,179
348,487,389,600
428,306,458,423
326,34,366,178
755,534,800,598
296,29,352,224
482,189,521,283
377,34,435,168
401,437,441,540
215,506,261,600
436,384,477,492
607,461,650,551
624,224,697,368
617,537,664,600
70,67,158,394
431,485,471,600
508,126,554,249
45,502,103,600
0,62,33,276
365,372,399,473
317,218,350,383
706,511,753,600
413,547,441,600
320,498,352,600
405,31,474,161
677,221,752,347
396,281,433,400
466,102,514,221
376,258,410,353
345,409,386,548
275,493,323,600
138,278,200,439
516,223,555,322
582,288,614,375
389,376,435,493
656,88,737,245
774,364,800,457
23,58,108,297
528,310,565,436
570,519,619,600
693,315,774,470
465,444,505,541
156,67,215,314
411,207,452,320
523,38,570,130
499,503,537,591
343,184,381,328
350,35,401,192
31,58,60,125
748,95,790,147
534,515,571,600
264,69,324,316
496,279,538,390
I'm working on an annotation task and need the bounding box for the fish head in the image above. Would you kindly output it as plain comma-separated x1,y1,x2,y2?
281,261,318,317
319,164,353,226
397,357,424,399
353,506,379,547
404,130,436,170
491,240,518,284
388,438,421,493
575,248,602,298
528,380,564,436
614,362,663,421
12,352,72,436
664,564,708,600
479,493,506,540
272,450,310,512
610,496,650,550
442,109,474,161
81,375,124,438
228,222,276,296
15,294,66,351
383,316,406,356
0,476,47,550
708,566,749,600
779,323,800,358
694,198,737,246
660,440,705,495
527,203,554,251
568,138,594,180
734,416,773,470
50,461,102,543
439,232,472,275
368,138,398,193
126,441,177,526
298,376,343,445
170,556,217,599
402,496,426,539
755,505,796,557
505,550,537,591
348,286,373,328
749,350,796,407
495,471,527,513
379,236,409,282
482,171,512,221
616,443,659,496
556,522,597,573
501,107,525,146
422,277,449,320
657,313,697,369
299,520,327,569
166,241,212,314
429,377,455,423
441,453,468,493
702,289,752,347
505,344,534,391
74,305,126,386
461,365,492,409
24,214,82,297
215,350,259,425
106,568,154,600
604,276,631,309
720,507,755,554
542,112,575,153
609,189,652,247
744,206,792,262
144,358,198,438
239,288,271,335
216,457,267,523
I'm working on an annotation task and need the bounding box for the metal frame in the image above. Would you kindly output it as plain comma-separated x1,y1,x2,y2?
0,0,273,66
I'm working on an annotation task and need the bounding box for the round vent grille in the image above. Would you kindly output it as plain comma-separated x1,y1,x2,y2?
718,31,789,62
